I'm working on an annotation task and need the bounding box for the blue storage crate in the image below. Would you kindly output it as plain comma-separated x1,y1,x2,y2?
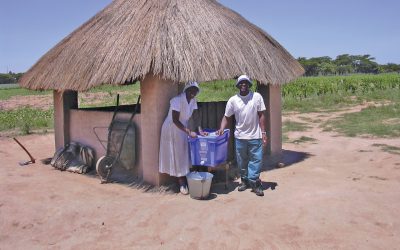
188,129,230,167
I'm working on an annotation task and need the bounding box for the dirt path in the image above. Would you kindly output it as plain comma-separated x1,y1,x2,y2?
0,94,53,110
1,107,400,249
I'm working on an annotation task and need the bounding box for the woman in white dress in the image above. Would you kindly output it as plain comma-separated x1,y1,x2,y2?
159,81,205,194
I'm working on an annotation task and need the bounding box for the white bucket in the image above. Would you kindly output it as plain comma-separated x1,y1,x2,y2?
186,172,214,199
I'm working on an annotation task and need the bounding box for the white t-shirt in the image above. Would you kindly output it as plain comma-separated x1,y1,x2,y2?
225,91,266,139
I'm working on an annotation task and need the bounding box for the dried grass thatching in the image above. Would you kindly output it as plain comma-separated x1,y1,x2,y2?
20,0,304,91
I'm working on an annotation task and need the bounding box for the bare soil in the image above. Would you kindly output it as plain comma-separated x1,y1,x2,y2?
0,94,53,110
1,99,400,249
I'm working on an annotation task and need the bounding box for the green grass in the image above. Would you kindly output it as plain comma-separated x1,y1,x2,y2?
77,79,250,107
372,144,400,155
1,74,399,137
0,83,19,89
283,73,400,99
282,74,400,113
292,136,317,144
282,120,310,143
197,80,239,102
79,84,140,107
321,104,400,137
0,87,50,100
0,107,53,134
283,88,400,113
283,94,358,113
87,83,139,94
297,116,322,123
282,120,310,133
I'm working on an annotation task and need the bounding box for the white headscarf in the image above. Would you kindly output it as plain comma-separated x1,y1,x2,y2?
183,81,200,94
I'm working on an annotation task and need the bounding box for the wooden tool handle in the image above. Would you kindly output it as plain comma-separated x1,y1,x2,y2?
13,138,35,163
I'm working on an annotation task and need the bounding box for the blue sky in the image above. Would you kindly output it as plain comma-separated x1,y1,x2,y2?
1,0,399,73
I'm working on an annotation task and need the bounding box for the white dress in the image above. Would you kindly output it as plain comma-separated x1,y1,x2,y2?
159,92,198,177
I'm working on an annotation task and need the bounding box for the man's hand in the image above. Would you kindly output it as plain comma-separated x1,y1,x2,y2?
216,129,224,136
262,133,268,146
217,116,230,136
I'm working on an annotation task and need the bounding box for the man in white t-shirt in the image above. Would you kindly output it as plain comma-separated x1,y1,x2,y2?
217,75,267,196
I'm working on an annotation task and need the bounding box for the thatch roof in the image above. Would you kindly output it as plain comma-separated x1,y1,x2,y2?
20,0,304,91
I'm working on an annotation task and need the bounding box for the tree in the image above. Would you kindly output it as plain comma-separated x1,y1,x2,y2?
379,63,400,73
0,72,24,84
298,57,319,76
0,74,16,84
352,55,379,74
319,62,337,75
334,54,354,75
298,56,333,76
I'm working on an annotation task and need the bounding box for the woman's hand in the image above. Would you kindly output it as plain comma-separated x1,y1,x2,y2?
185,127,197,138
189,131,198,138
199,130,208,136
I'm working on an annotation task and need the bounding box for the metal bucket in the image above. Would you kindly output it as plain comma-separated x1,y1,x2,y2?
186,172,214,199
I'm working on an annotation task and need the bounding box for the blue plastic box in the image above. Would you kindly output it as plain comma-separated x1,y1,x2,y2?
188,129,230,167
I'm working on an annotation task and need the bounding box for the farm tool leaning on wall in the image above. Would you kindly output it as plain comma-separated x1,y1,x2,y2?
93,94,141,183
13,137,36,166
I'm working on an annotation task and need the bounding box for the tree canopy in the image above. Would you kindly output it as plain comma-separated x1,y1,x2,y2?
0,72,23,84
298,54,400,76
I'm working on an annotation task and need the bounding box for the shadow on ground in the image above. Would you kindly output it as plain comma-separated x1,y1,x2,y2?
261,181,278,191
42,149,312,197
281,149,313,167
263,149,313,171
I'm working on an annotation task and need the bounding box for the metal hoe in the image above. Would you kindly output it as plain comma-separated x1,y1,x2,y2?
13,137,36,166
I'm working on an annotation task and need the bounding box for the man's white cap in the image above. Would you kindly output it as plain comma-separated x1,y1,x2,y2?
183,81,200,93
236,75,252,87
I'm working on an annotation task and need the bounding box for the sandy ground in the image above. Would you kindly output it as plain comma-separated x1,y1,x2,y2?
1,107,400,249
0,94,53,110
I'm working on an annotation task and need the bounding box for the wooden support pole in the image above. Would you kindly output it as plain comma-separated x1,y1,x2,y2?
53,90,78,150
257,82,283,167
140,76,178,186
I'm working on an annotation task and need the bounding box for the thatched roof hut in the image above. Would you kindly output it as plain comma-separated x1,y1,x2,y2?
19,0,304,186
20,0,303,91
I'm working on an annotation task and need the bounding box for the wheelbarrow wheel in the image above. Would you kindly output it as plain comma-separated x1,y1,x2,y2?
96,156,116,183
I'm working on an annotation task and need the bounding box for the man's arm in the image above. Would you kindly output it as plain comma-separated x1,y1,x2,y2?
217,115,232,135
258,111,267,146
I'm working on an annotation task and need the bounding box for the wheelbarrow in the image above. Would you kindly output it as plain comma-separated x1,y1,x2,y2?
93,94,141,183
